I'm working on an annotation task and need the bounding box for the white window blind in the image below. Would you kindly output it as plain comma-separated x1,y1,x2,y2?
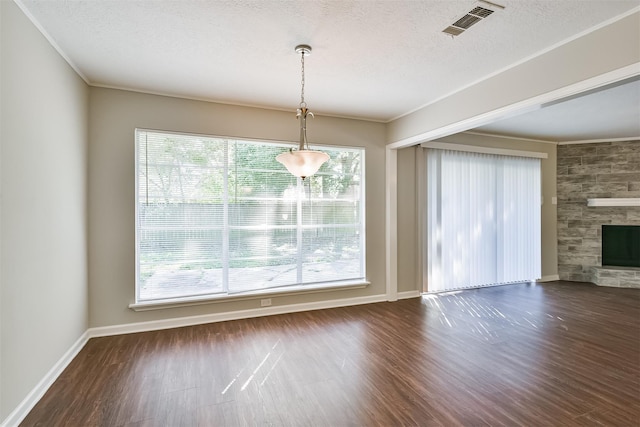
425,148,541,292
136,130,365,302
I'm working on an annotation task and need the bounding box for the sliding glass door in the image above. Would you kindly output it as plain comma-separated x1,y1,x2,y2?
425,148,541,292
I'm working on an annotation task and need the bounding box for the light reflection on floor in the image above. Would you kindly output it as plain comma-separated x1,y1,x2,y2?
30,282,639,426
420,284,565,342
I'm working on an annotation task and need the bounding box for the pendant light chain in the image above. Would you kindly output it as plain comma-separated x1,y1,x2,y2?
300,51,307,110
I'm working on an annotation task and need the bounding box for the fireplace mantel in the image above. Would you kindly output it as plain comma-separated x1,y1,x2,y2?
587,198,640,207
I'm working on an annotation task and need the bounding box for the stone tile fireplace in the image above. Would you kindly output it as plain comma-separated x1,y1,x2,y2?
557,140,640,288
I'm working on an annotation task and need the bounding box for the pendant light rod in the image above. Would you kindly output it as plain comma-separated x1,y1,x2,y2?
295,44,312,151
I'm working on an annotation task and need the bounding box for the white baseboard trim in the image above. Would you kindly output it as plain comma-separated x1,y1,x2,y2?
537,275,560,282
397,290,421,299
89,293,389,338
1,331,90,427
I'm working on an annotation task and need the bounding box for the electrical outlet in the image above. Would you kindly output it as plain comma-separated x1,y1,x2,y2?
261,298,272,307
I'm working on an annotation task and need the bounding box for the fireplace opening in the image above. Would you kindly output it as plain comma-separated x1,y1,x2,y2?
602,225,640,268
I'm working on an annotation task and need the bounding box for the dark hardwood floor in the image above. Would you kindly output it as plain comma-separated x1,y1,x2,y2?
21,281,640,426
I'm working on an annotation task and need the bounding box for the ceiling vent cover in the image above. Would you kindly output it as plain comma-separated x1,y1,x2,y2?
442,26,466,36
442,1,504,37
452,14,482,30
469,6,495,18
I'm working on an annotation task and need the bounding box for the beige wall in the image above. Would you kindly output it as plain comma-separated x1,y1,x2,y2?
88,87,387,327
1,1,89,420
397,146,419,292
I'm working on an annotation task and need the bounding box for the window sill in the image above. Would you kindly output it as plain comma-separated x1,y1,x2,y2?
129,279,370,312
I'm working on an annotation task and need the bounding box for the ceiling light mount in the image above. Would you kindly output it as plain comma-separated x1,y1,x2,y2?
294,44,312,56
276,44,329,180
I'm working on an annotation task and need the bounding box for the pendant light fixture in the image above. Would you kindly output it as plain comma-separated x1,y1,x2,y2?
276,44,329,180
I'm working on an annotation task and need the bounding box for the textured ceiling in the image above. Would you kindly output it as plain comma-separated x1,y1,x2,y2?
17,0,640,125
475,77,640,142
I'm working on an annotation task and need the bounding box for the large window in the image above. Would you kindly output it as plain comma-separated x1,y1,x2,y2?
135,129,365,303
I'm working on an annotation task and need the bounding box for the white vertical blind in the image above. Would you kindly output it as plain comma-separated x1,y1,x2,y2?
136,130,365,302
426,148,541,292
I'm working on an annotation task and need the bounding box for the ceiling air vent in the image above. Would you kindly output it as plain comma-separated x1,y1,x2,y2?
452,14,482,30
442,1,504,37
469,6,495,18
443,26,465,36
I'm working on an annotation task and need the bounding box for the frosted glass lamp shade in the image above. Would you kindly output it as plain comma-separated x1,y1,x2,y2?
276,150,329,179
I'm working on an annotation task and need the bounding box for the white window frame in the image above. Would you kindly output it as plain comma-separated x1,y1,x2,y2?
132,129,368,310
